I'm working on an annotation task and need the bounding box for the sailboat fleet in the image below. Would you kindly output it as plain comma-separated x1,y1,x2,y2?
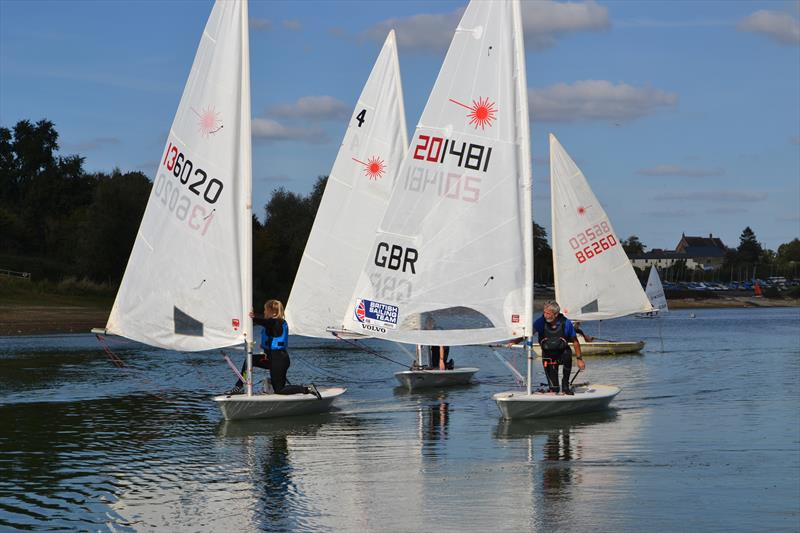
97,0,660,421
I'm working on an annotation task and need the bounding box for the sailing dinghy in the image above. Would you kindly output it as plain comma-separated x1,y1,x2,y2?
394,345,478,390
94,0,346,420
332,0,619,415
536,134,653,357
637,266,669,318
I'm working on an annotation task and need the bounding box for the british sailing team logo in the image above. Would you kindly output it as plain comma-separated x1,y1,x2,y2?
192,105,223,137
449,97,497,130
352,155,386,180
353,298,398,332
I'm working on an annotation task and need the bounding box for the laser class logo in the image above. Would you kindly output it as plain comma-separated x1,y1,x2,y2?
353,299,399,330
352,156,386,180
449,96,497,130
232,318,240,331
577,205,593,216
192,105,223,137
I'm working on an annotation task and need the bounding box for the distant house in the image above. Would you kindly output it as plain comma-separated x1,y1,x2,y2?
675,233,727,270
628,233,728,271
629,249,698,270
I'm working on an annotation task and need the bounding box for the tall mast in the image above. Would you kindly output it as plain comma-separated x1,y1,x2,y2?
512,0,534,394
240,0,254,395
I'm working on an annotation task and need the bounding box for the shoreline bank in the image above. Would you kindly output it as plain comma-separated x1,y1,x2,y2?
1,296,797,337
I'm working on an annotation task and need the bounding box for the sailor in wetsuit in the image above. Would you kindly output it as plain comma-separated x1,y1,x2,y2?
228,299,321,398
533,300,585,395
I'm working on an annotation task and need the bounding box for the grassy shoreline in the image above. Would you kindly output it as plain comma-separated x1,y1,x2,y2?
1,295,797,337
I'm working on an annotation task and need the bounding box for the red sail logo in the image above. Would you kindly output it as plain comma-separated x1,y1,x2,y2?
449,97,497,130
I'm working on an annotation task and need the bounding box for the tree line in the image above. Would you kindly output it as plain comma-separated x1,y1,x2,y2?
5,119,794,302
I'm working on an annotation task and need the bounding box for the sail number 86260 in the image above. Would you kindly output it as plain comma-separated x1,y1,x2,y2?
569,221,618,264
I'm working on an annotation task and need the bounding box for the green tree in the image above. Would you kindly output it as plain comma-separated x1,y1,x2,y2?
0,119,93,258
622,235,646,255
777,238,800,263
736,226,763,264
77,170,151,282
253,176,327,304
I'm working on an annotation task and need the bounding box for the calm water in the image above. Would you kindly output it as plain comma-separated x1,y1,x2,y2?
1,308,798,532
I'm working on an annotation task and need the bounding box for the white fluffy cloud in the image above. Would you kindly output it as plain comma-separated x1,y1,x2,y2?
251,118,327,143
738,10,800,45
637,165,724,177
359,0,609,53
529,80,678,122
522,0,610,50
267,96,349,121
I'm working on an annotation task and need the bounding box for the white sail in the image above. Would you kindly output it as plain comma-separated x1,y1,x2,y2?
345,0,533,346
550,134,652,320
107,0,252,351
285,31,408,338
645,266,669,313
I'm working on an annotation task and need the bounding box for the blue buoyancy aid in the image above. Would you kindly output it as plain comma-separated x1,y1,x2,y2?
261,320,289,352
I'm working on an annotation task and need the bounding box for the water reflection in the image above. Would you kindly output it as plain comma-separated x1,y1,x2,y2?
494,411,620,523
419,396,450,450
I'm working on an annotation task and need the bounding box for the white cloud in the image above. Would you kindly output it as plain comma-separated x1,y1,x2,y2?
251,118,327,144
267,96,349,121
359,1,609,53
738,10,800,45
282,20,302,32
637,165,724,177
616,18,728,29
360,10,462,53
522,0,610,50
249,18,272,31
652,191,768,202
529,80,678,123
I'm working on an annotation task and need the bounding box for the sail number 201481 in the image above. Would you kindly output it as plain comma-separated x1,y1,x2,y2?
569,221,618,264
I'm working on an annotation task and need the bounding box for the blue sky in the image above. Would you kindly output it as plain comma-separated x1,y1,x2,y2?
1,0,798,251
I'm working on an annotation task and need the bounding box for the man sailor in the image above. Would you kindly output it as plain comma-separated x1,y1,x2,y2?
533,300,585,395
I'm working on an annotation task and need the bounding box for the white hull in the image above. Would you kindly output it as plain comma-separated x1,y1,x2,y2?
213,387,346,421
533,341,644,356
493,384,620,419
394,368,479,391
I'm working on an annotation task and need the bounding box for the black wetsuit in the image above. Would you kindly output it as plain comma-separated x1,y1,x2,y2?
236,317,306,395
538,316,574,392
